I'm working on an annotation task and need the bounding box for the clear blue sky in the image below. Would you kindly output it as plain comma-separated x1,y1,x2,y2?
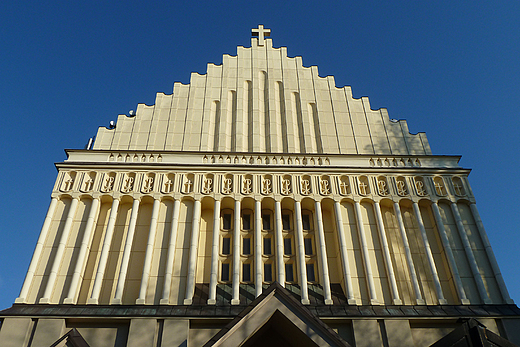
1,1,519,310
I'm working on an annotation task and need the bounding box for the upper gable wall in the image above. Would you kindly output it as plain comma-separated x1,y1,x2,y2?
93,38,431,155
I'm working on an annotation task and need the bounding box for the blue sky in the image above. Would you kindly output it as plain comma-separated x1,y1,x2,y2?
1,1,519,310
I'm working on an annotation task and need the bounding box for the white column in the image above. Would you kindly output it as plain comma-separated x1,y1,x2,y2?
64,197,100,304
16,197,59,303
413,201,447,304
431,201,469,304
231,199,241,305
393,202,425,304
112,198,140,304
88,197,120,304
354,201,379,305
254,199,262,297
295,200,310,304
470,203,513,304
274,200,285,286
314,200,333,305
40,197,79,304
208,199,221,304
333,201,356,305
161,199,181,305
451,202,491,304
184,199,202,305
136,198,161,304
373,201,401,305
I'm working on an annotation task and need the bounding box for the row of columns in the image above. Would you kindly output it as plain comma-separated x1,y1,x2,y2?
16,194,513,306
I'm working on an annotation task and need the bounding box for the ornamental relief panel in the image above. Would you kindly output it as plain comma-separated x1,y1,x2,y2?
395,176,408,196
300,176,312,196
261,175,273,195
202,174,213,195
101,172,116,193
222,175,233,195
162,173,175,194
80,172,96,193
60,171,76,192
319,176,331,195
121,173,135,193
141,173,155,193
242,175,253,195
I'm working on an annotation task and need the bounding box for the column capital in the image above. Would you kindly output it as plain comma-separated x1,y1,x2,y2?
173,192,183,200
193,193,203,201
91,192,101,199
112,194,122,200
333,195,343,203
214,193,223,201
51,192,60,199
253,194,262,202
273,194,282,201
293,194,303,202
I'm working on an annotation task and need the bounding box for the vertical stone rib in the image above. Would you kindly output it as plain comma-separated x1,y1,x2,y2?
161,199,181,305
208,199,221,304
16,197,58,303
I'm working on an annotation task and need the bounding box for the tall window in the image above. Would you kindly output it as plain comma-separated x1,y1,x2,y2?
221,263,230,282
222,213,232,230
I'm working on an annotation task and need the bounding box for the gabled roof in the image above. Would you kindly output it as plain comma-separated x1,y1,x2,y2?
49,328,90,347
203,282,350,347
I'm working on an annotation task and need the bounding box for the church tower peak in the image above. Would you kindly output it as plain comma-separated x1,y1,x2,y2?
251,24,271,46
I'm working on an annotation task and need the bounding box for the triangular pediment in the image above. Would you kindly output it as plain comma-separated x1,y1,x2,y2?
204,282,350,347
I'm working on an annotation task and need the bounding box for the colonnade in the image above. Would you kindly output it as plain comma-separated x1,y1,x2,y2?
16,191,513,306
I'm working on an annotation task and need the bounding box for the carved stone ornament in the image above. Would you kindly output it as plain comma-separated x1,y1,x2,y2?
262,178,272,195
101,176,115,193
222,178,233,195
301,179,311,195
415,181,427,196
396,180,408,196
377,179,389,196
242,178,252,195
122,176,134,193
281,179,291,195
320,179,331,195
142,177,154,193
202,177,213,194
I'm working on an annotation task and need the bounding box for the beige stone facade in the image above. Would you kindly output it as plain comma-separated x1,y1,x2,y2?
1,26,519,346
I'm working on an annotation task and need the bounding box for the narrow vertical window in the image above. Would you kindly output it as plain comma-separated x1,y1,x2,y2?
243,263,251,282
262,214,271,230
302,214,311,230
264,263,273,282
306,264,315,282
223,213,232,230
282,214,291,230
285,264,294,282
221,263,230,281
222,237,231,255
242,214,251,230
304,238,313,255
284,238,292,255
263,238,272,255
243,237,251,255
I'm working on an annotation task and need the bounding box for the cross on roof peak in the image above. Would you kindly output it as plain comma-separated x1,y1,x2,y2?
252,24,271,46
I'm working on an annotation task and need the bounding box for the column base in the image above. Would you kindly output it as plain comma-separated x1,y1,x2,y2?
39,298,51,304
231,299,240,305
416,299,426,305
63,298,75,304
324,299,333,305
14,297,26,304
301,299,310,305
86,298,98,305
183,298,193,305
392,299,403,305
506,298,515,304
159,299,170,305
484,298,493,304
207,299,216,305
461,298,471,305
347,298,358,305
111,298,122,305
370,299,380,305
438,299,448,305
136,298,146,305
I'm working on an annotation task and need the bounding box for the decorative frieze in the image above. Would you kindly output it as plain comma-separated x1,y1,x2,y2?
54,170,470,202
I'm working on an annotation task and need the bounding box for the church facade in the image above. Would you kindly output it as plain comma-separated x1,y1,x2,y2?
1,26,520,346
